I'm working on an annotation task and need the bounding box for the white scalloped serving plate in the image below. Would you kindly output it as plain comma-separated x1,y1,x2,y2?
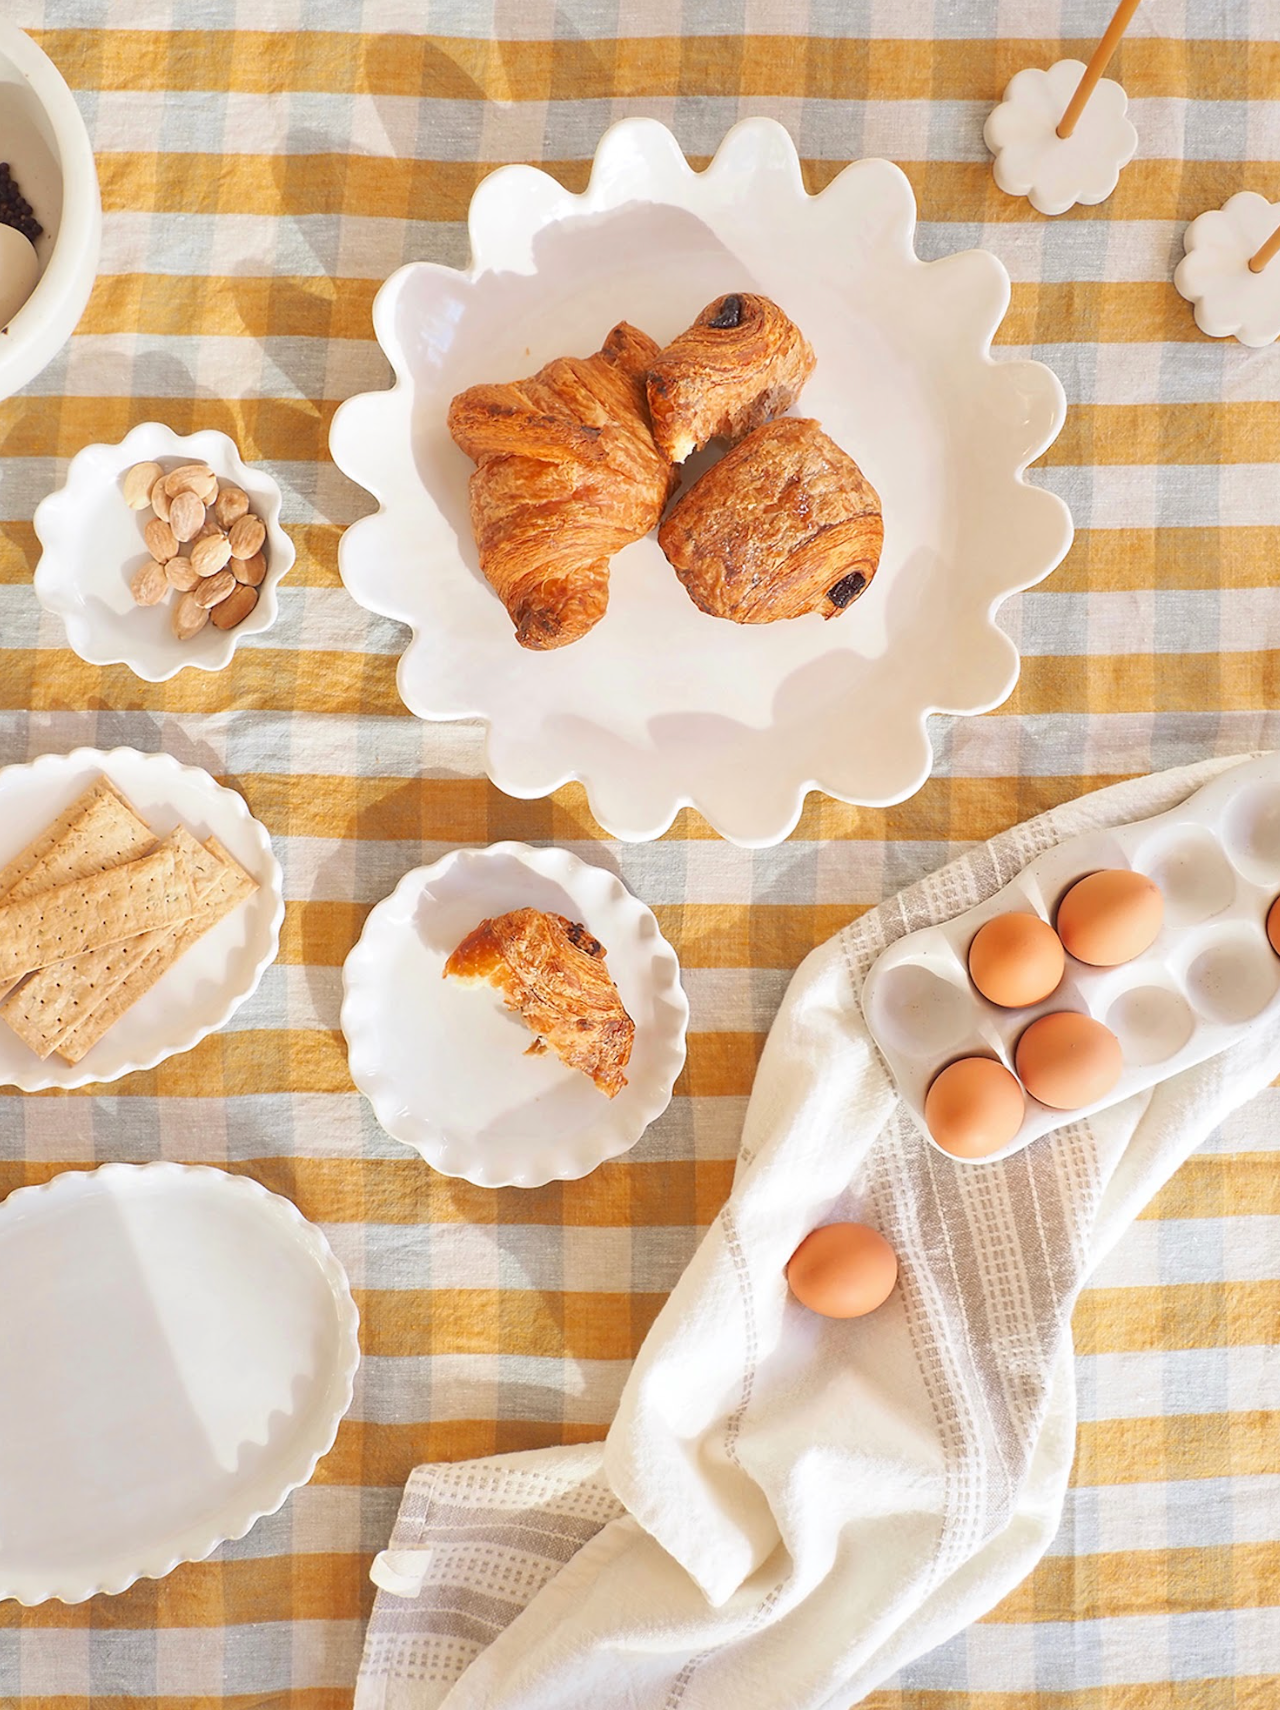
0,1162,359,1605
0,747,282,1089
33,423,296,681
330,118,1072,847
341,842,689,1188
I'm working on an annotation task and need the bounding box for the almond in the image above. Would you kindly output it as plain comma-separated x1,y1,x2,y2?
164,462,215,500
124,461,163,510
130,560,169,605
232,551,267,587
211,583,259,629
191,532,232,577
196,513,223,540
144,517,179,562
214,486,250,529
150,476,172,521
172,591,210,640
228,513,266,560
193,568,236,608
168,490,205,542
165,556,200,592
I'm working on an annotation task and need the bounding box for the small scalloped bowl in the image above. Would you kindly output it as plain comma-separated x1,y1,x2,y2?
33,423,295,681
341,842,689,1188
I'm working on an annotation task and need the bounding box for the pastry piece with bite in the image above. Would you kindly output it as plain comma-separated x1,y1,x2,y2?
448,322,676,651
657,417,883,623
645,292,816,463
444,907,634,1097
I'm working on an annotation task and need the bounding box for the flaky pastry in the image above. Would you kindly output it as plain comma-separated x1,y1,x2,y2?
645,292,816,463
657,417,883,623
447,323,675,650
444,907,634,1098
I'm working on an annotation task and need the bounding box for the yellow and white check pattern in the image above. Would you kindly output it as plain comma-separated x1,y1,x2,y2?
0,2,1277,1706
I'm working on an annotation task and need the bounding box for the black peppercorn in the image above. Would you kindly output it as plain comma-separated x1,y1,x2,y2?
0,164,43,244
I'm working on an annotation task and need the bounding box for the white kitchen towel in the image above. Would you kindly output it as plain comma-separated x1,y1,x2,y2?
356,754,1280,1710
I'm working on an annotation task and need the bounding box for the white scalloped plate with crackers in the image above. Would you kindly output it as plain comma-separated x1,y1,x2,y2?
341,842,689,1188
0,747,282,1090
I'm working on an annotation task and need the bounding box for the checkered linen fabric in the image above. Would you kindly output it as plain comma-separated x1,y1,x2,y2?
0,2,1276,1706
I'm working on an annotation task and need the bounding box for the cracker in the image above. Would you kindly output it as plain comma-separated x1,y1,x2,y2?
53,835,259,1065
0,844,196,986
0,777,150,901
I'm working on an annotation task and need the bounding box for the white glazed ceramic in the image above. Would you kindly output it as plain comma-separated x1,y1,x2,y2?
1174,192,1280,347
0,22,101,398
341,842,689,1188
33,423,296,680
0,1162,359,1604
0,746,282,1090
863,754,1280,1164
330,118,1071,847
984,60,1138,217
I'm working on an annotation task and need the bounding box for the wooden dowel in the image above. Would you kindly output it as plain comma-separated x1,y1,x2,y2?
1249,219,1280,274
1056,0,1143,139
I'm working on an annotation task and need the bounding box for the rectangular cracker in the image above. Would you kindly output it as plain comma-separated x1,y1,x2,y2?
0,776,151,901
48,835,258,1066
0,780,157,1001
0,844,195,987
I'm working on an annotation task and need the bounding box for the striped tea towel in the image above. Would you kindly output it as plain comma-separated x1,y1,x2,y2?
356,754,1280,1710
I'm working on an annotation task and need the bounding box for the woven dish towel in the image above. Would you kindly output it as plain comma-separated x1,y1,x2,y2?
357,754,1280,1710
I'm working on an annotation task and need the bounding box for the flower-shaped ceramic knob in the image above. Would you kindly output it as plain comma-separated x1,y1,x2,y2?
984,59,1138,217
1174,193,1280,347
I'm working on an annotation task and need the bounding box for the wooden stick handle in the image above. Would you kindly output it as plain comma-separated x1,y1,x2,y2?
1057,0,1143,139
1249,218,1280,274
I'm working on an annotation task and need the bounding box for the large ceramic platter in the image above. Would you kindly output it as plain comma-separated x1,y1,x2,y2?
330,118,1071,846
0,746,282,1090
0,1163,359,1604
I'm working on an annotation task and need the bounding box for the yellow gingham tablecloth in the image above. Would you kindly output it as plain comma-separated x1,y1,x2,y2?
1,3,1278,1706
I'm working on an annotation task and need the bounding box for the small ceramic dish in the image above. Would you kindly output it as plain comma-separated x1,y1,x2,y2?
341,842,689,1188
0,1162,359,1604
0,22,101,399
33,423,295,681
0,746,283,1091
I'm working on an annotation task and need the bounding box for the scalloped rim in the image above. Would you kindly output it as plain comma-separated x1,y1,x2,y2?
331,118,1072,845
340,842,690,1188
32,422,296,681
0,747,283,1090
0,1161,360,1605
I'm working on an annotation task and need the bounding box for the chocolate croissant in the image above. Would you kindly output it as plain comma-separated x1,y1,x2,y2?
444,907,634,1098
646,292,816,463
657,418,883,624
447,323,675,650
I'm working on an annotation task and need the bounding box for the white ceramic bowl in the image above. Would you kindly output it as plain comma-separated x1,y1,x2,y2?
0,22,101,399
331,117,1072,847
341,842,689,1188
33,423,296,680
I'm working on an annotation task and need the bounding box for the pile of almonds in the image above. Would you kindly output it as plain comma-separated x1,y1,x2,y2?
124,459,269,640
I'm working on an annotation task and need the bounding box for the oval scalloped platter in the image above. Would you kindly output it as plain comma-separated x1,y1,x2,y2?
341,843,689,1189
330,118,1071,847
0,1163,359,1604
0,747,282,1090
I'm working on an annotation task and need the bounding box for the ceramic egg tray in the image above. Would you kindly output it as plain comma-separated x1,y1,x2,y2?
862,754,1280,1163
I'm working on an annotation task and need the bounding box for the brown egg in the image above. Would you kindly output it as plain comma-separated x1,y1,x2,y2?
1015,1012,1123,1110
968,912,1065,1008
924,1056,1026,1159
786,1222,898,1319
1056,869,1163,967
1268,896,1280,958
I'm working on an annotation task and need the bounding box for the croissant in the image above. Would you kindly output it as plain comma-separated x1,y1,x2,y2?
657,417,883,624
447,323,675,650
645,292,816,463
444,907,634,1098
